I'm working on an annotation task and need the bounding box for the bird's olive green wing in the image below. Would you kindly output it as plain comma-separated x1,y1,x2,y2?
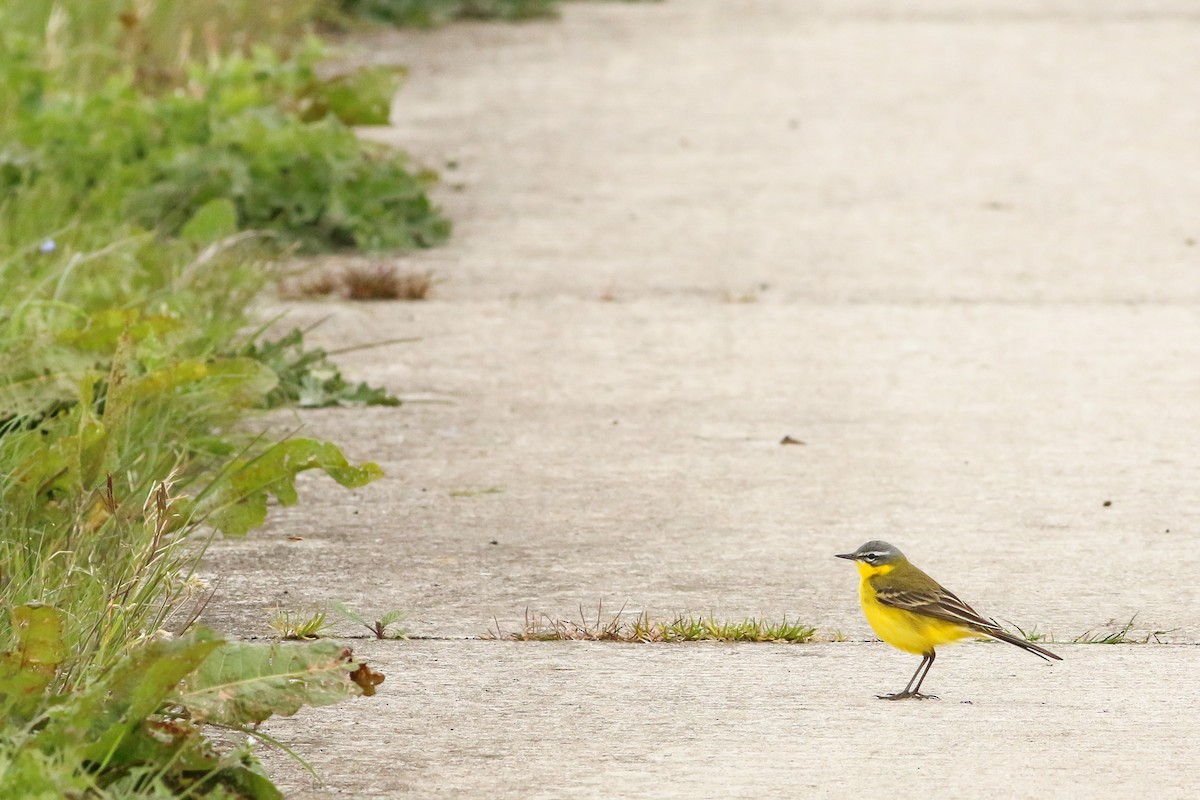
872,581,1003,633
870,565,1063,662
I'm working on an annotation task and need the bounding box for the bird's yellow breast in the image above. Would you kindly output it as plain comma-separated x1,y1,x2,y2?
855,563,977,655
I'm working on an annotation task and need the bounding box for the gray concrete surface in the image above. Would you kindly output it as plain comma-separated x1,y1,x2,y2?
201,0,1200,796
258,641,1199,799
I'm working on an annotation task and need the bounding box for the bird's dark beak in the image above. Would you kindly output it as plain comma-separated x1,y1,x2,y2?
834,552,858,561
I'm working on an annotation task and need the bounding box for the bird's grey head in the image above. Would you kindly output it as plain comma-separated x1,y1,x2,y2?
835,540,905,566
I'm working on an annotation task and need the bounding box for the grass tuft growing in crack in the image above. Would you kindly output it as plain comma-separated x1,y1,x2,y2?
1001,614,1177,645
1071,614,1177,645
278,263,438,301
269,609,334,641
1004,620,1053,644
489,605,817,643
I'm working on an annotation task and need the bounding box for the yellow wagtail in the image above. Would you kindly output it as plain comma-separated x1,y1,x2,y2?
836,540,1061,700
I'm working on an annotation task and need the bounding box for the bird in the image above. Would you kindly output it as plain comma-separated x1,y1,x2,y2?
835,540,1061,700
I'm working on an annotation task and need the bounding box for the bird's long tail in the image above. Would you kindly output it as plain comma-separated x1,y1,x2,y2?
983,628,1062,661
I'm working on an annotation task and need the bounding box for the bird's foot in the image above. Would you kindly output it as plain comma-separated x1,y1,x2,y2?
876,691,939,701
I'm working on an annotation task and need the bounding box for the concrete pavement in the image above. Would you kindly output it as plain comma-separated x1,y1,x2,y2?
201,1,1200,795
258,641,1200,799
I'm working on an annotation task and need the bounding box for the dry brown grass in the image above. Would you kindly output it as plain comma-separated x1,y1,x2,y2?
344,264,434,300
277,262,436,301
277,270,342,300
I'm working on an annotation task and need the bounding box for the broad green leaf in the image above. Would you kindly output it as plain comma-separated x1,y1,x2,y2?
0,745,83,799
201,487,268,537
9,605,66,675
312,67,402,126
181,197,239,244
127,359,208,398
198,438,382,536
54,308,137,351
0,605,66,719
120,357,278,406
197,357,280,407
34,629,223,768
212,762,284,800
176,640,361,726
10,426,76,502
84,720,283,799
99,716,220,775
56,309,183,352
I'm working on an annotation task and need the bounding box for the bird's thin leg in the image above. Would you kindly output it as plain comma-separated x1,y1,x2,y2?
878,653,930,700
908,649,938,699
901,657,927,694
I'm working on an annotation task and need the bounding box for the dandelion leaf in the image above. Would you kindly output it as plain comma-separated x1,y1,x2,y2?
0,605,67,719
177,640,363,726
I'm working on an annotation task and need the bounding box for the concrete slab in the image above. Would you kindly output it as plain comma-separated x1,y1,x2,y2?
257,641,1200,799
354,0,1200,304
205,297,1200,644
199,0,1200,795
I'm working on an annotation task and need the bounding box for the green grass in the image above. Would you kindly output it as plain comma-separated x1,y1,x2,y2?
1004,615,1177,645
4,0,327,92
2,3,452,255
268,605,411,641
0,227,387,794
0,1,429,793
333,0,560,28
1005,620,1052,644
647,615,817,643
1071,614,1176,645
491,606,818,643
269,609,335,640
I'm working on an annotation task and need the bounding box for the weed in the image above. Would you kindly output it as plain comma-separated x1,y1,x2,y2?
240,325,405,408
278,263,438,300
653,615,817,643
1072,614,1177,645
1073,617,1137,644
489,605,817,643
489,605,628,641
269,609,333,640
335,0,560,28
344,263,437,300
0,28,393,791
278,269,344,299
3,33,450,254
1005,620,1052,644
6,0,326,91
127,105,450,252
0,615,374,797
333,603,408,639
